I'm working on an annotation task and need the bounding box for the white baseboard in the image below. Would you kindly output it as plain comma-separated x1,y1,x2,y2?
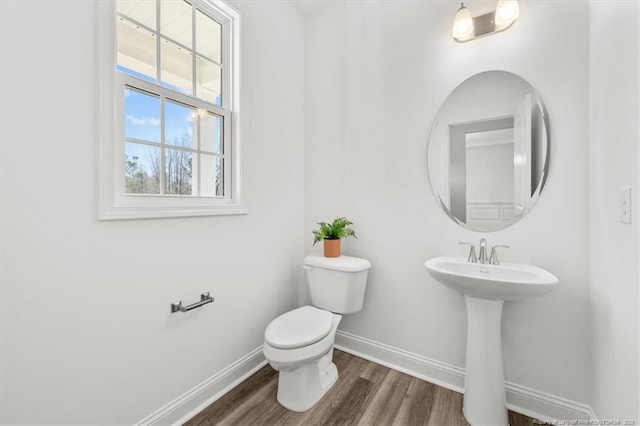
505,381,596,422
335,330,596,422
136,332,596,425
135,346,267,426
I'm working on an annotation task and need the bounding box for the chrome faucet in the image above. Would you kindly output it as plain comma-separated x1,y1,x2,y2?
489,245,509,265
459,242,477,263
459,239,509,265
478,238,488,264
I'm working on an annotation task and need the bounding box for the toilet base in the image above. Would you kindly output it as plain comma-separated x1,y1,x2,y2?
276,349,338,412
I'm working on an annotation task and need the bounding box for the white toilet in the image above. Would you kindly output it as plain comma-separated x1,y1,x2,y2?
263,254,371,412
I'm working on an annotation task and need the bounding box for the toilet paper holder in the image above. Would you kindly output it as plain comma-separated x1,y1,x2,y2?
171,292,214,313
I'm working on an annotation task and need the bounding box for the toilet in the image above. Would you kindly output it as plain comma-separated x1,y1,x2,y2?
263,254,371,412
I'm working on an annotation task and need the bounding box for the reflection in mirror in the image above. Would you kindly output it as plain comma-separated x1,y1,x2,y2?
428,71,549,232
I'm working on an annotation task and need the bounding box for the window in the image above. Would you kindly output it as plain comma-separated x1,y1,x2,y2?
98,0,243,220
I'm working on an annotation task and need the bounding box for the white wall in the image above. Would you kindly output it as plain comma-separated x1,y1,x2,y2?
305,0,592,407
589,1,640,420
0,0,304,423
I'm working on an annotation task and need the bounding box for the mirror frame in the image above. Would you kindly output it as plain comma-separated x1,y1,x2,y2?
427,70,552,232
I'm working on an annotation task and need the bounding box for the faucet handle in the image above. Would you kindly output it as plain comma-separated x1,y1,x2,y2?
459,242,478,263
489,245,509,265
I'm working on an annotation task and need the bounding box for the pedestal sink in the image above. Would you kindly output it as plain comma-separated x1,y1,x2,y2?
424,256,558,426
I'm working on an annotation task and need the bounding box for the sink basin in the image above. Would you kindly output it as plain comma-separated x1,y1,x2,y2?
425,255,559,425
424,256,558,301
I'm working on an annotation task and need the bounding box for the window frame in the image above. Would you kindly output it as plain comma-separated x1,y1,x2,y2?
98,0,245,220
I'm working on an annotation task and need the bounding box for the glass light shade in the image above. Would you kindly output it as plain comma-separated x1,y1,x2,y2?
495,0,520,27
452,4,474,40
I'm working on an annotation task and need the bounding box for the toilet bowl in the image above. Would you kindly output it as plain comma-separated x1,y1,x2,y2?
263,255,371,412
263,306,342,411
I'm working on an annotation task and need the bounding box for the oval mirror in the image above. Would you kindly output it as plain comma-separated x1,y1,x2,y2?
428,70,550,232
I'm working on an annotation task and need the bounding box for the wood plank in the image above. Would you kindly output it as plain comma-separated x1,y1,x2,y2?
320,377,375,425
358,358,390,383
426,386,470,426
357,369,412,426
392,377,438,426
213,374,280,425
187,365,277,426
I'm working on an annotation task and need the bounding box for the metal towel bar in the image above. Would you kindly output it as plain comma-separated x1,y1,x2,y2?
171,292,214,313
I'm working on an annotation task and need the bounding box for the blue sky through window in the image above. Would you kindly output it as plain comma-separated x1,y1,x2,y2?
125,86,222,152
125,87,196,147
125,88,161,142
165,101,194,148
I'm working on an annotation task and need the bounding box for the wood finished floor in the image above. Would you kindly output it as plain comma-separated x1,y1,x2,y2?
186,350,539,426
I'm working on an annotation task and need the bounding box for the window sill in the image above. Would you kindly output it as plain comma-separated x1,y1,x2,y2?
98,202,248,221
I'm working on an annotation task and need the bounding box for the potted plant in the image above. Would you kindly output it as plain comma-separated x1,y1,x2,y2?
312,217,357,258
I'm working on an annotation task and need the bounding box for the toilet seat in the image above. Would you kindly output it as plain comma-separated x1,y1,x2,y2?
265,306,333,349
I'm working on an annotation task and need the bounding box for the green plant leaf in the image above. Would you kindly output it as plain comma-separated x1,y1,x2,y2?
311,216,357,245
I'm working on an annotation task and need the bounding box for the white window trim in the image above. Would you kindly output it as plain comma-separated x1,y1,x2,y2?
97,0,245,220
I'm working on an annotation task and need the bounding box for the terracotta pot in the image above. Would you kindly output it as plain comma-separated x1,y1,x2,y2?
323,239,341,258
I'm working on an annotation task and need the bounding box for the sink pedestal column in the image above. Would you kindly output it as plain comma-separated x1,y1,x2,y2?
463,295,508,426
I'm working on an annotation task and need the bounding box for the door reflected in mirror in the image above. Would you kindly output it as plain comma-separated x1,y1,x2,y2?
428,71,550,232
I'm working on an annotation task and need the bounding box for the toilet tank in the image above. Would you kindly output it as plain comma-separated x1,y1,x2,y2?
303,254,371,314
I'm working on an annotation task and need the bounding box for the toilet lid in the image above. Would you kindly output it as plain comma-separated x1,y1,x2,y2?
265,306,333,349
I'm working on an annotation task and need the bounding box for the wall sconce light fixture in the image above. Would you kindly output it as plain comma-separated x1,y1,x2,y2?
452,0,520,43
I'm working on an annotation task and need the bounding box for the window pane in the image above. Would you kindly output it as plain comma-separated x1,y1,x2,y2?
160,0,192,48
161,37,192,95
125,88,161,142
165,100,195,148
118,0,156,29
196,9,221,63
165,149,193,195
117,18,156,82
201,112,222,154
196,56,221,105
125,142,161,194
201,155,223,196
